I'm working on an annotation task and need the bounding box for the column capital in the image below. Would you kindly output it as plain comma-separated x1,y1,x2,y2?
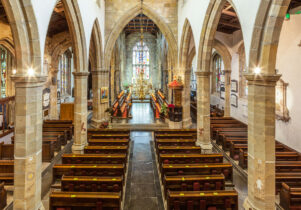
195,71,211,77
11,75,47,88
73,72,90,77
244,73,281,86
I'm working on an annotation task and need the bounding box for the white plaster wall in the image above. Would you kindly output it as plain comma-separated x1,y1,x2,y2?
30,0,105,73
275,15,301,152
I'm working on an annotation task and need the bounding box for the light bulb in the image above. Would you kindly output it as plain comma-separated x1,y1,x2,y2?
254,67,261,74
27,68,35,77
12,69,16,75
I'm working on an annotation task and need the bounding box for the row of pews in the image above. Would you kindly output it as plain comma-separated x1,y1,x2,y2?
49,129,130,210
154,129,239,210
151,90,168,120
111,91,132,119
0,120,73,209
211,117,301,209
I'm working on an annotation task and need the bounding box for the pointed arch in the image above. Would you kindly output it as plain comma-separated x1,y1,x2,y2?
62,0,88,72
213,39,231,70
248,0,291,74
89,19,103,70
179,18,196,70
104,3,177,70
2,0,41,74
0,38,15,57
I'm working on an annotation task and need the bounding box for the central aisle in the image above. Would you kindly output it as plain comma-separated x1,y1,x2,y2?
124,131,164,210
129,103,154,124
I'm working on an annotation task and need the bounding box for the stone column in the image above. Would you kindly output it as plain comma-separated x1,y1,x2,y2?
182,70,192,128
196,71,212,151
91,69,109,128
162,69,168,96
243,74,280,210
72,72,89,154
12,75,46,209
49,69,58,119
168,70,172,103
223,70,231,117
115,68,120,94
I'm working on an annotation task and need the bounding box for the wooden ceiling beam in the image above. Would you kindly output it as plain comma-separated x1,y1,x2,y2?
219,20,241,29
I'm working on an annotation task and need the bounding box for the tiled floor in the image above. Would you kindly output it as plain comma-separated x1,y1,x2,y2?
129,103,154,124
124,132,164,210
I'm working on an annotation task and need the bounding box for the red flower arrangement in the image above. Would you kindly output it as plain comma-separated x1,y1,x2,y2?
168,104,175,108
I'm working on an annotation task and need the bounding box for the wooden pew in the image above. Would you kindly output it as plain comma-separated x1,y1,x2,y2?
62,154,127,165
53,164,125,179
280,182,301,210
239,151,300,169
88,128,130,136
42,142,55,162
90,134,130,140
276,161,301,173
43,136,62,151
155,134,195,140
43,124,73,139
0,160,13,185
159,153,223,165
88,139,130,146
0,182,7,209
163,174,225,196
217,132,248,149
155,139,196,147
221,137,248,150
162,163,233,181
167,190,238,210
84,146,128,154
276,173,301,194
0,143,13,160
61,175,123,193
212,127,247,140
43,128,70,141
155,129,196,135
157,146,201,154
43,132,67,145
50,191,121,210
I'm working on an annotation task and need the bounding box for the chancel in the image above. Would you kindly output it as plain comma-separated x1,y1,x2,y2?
0,0,300,209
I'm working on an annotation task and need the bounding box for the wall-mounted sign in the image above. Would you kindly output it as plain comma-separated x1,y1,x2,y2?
231,80,238,93
231,94,238,108
101,87,109,103
276,79,290,122
43,88,50,110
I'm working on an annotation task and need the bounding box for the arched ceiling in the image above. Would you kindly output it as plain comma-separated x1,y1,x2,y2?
124,14,159,36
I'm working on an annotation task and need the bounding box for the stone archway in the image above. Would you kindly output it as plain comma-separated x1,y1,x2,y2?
179,19,196,128
104,4,178,71
1,0,46,209
243,0,292,209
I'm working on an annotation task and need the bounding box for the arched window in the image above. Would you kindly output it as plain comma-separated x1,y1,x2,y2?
132,42,150,79
0,46,13,98
238,44,247,97
57,50,72,96
212,53,223,93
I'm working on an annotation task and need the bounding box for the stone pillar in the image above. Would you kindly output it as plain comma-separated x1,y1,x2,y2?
72,72,89,154
162,69,168,96
49,69,58,119
91,69,109,128
168,70,172,103
12,75,46,209
243,74,280,210
223,70,231,117
115,69,120,94
196,71,212,151
182,70,192,128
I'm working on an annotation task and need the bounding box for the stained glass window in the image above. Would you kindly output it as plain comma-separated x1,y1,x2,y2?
214,54,222,93
132,42,150,79
58,51,72,95
0,46,11,98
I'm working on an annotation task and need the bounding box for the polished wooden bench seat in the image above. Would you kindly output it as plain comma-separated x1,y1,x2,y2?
275,161,301,173
155,134,195,140
163,174,225,196
0,160,13,185
84,146,128,154
90,134,130,140
62,154,127,165
159,153,223,165
162,163,233,181
280,182,301,210
50,191,121,210
43,136,62,151
210,119,242,125
276,173,301,194
158,146,201,154
88,128,130,135
217,132,248,149
61,176,123,193
167,190,238,210
43,132,67,145
88,139,130,146
212,127,247,140
155,129,196,134
221,137,248,150
239,151,300,169
44,120,73,124
43,125,72,139
155,139,196,147
53,164,125,179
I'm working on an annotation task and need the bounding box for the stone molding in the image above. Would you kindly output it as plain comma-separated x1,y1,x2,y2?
244,74,281,87
195,71,211,77
223,70,231,74
73,72,90,77
11,75,47,88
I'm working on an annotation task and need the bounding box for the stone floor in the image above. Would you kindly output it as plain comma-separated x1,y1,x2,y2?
124,131,164,210
129,103,154,124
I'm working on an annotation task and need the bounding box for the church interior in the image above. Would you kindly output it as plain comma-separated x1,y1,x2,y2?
0,0,300,209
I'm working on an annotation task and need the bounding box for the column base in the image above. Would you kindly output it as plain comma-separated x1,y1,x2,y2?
169,121,183,129
196,142,213,153
90,118,106,128
72,144,86,154
182,117,192,128
243,197,259,210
